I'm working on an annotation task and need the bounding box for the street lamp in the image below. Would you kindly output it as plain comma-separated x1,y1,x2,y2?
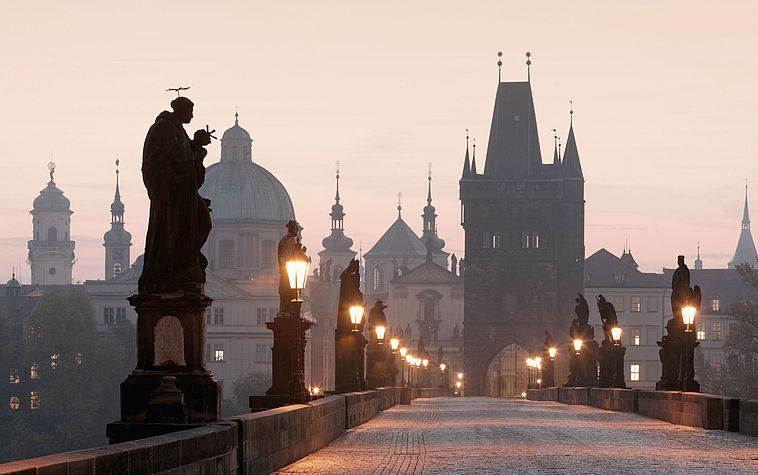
286,253,310,400
611,327,622,347
548,347,557,360
457,372,464,380
349,305,365,390
682,306,696,333
573,339,583,355
390,339,399,351
440,363,446,372
375,325,386,343
349,306,364,332
422,359,428,368
400,347,407,358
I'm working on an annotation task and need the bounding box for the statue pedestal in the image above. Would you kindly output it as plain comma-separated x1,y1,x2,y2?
335,328,366,393
265,312,313,402
599,345,626,388
681,332,700,392
542,358,555,388
108,293,220,443
366,343,387,389
656,336,682,391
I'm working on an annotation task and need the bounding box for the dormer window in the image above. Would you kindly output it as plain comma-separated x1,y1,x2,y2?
614,272,625,285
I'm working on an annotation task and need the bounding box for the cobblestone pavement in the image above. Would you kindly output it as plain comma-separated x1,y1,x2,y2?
275,397,758,474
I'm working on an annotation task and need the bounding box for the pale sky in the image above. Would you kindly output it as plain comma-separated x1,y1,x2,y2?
2,1,758,283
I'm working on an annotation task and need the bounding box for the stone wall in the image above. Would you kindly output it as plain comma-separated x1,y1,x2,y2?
527,387,757,436
558,387,590,405
739,399,758,436
0,386,431,475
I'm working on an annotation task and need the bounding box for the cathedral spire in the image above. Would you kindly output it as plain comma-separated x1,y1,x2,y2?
552,129,560,166
728,184,758,268
320,161,354,259
104,158,132,279
694,241,703,269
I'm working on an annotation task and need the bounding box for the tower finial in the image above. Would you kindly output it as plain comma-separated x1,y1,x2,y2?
497,51,503,82
115,157,121,198
569,99,574,126
47,160,56,182
466,128,469,146
525,51,531,83
397,192,403,218
335,160,341,202
234,106,239,126
427,162,433,204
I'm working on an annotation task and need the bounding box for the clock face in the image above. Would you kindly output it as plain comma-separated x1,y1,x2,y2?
113,249,123,259
49,267,56,275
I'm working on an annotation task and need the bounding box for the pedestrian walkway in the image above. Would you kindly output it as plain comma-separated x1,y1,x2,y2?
275,396,758,474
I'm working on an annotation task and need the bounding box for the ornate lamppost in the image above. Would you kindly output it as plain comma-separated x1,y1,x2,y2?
681,306,699,392
400,347,408,387
286,253,311,402
350,305,365,391
440,362,448,392
387,338,400,386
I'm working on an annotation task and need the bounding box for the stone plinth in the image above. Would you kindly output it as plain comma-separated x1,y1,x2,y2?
113,293,220,431
335,328,366,393
366,344,387,389
265,312,313,400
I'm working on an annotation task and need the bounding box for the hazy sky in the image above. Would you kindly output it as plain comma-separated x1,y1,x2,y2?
2,1,758,283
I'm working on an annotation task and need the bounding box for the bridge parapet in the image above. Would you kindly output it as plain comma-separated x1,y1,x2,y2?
527,387,756,437
0,386,442,475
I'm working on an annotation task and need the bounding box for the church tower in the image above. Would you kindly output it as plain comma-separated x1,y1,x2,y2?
317,164,357,281
459,57,585,395
103,160,132,279
420,168,448,260
728,184,758,268
28,162,76,286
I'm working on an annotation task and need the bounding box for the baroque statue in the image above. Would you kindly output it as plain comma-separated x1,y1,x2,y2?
138,96,212,295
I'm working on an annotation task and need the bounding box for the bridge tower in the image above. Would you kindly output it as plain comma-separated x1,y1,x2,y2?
459,61,585,395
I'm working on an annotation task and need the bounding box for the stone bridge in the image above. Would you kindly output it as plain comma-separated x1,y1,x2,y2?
1,388,756,474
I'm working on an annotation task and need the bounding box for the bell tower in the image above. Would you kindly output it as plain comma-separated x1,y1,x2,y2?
28,162,76,286
104,159,132,278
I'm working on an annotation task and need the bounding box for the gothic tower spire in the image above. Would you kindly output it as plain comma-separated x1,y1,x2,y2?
103,159,132,279
319,162,356,281
421,164,446,257
729,183,758,268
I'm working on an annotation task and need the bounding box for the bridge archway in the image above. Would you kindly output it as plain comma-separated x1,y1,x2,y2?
483,342,529,397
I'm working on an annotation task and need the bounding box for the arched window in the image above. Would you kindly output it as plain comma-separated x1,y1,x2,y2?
47,227,57,242
219,239,236,268
113,262,122,277
372,266,384,292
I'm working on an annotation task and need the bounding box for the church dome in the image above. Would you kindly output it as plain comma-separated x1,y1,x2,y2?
199,115,295,223
33,180,71,212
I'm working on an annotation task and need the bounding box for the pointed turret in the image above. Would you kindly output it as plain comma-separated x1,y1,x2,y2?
482,82,542,178
553,141,560,165
562,112,583,179
728,185,758,268
461,135,471,178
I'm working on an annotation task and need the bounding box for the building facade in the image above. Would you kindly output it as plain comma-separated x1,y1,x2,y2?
460,77,585,396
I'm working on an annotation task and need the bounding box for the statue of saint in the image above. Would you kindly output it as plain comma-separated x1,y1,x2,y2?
278,220,305,314
139,97,212,295
667,255,702,337
368,299,388,342
597,294,619,346
337,258,363,330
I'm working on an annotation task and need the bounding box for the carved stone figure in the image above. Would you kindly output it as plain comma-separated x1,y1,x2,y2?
138,96,212,295
543,330,554,352
368,299,388,337
596,294,619,347
337,259,363,329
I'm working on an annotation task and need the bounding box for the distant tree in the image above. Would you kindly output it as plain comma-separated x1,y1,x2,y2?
696,263,758,399
0,288,131,463
220,371,271,417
